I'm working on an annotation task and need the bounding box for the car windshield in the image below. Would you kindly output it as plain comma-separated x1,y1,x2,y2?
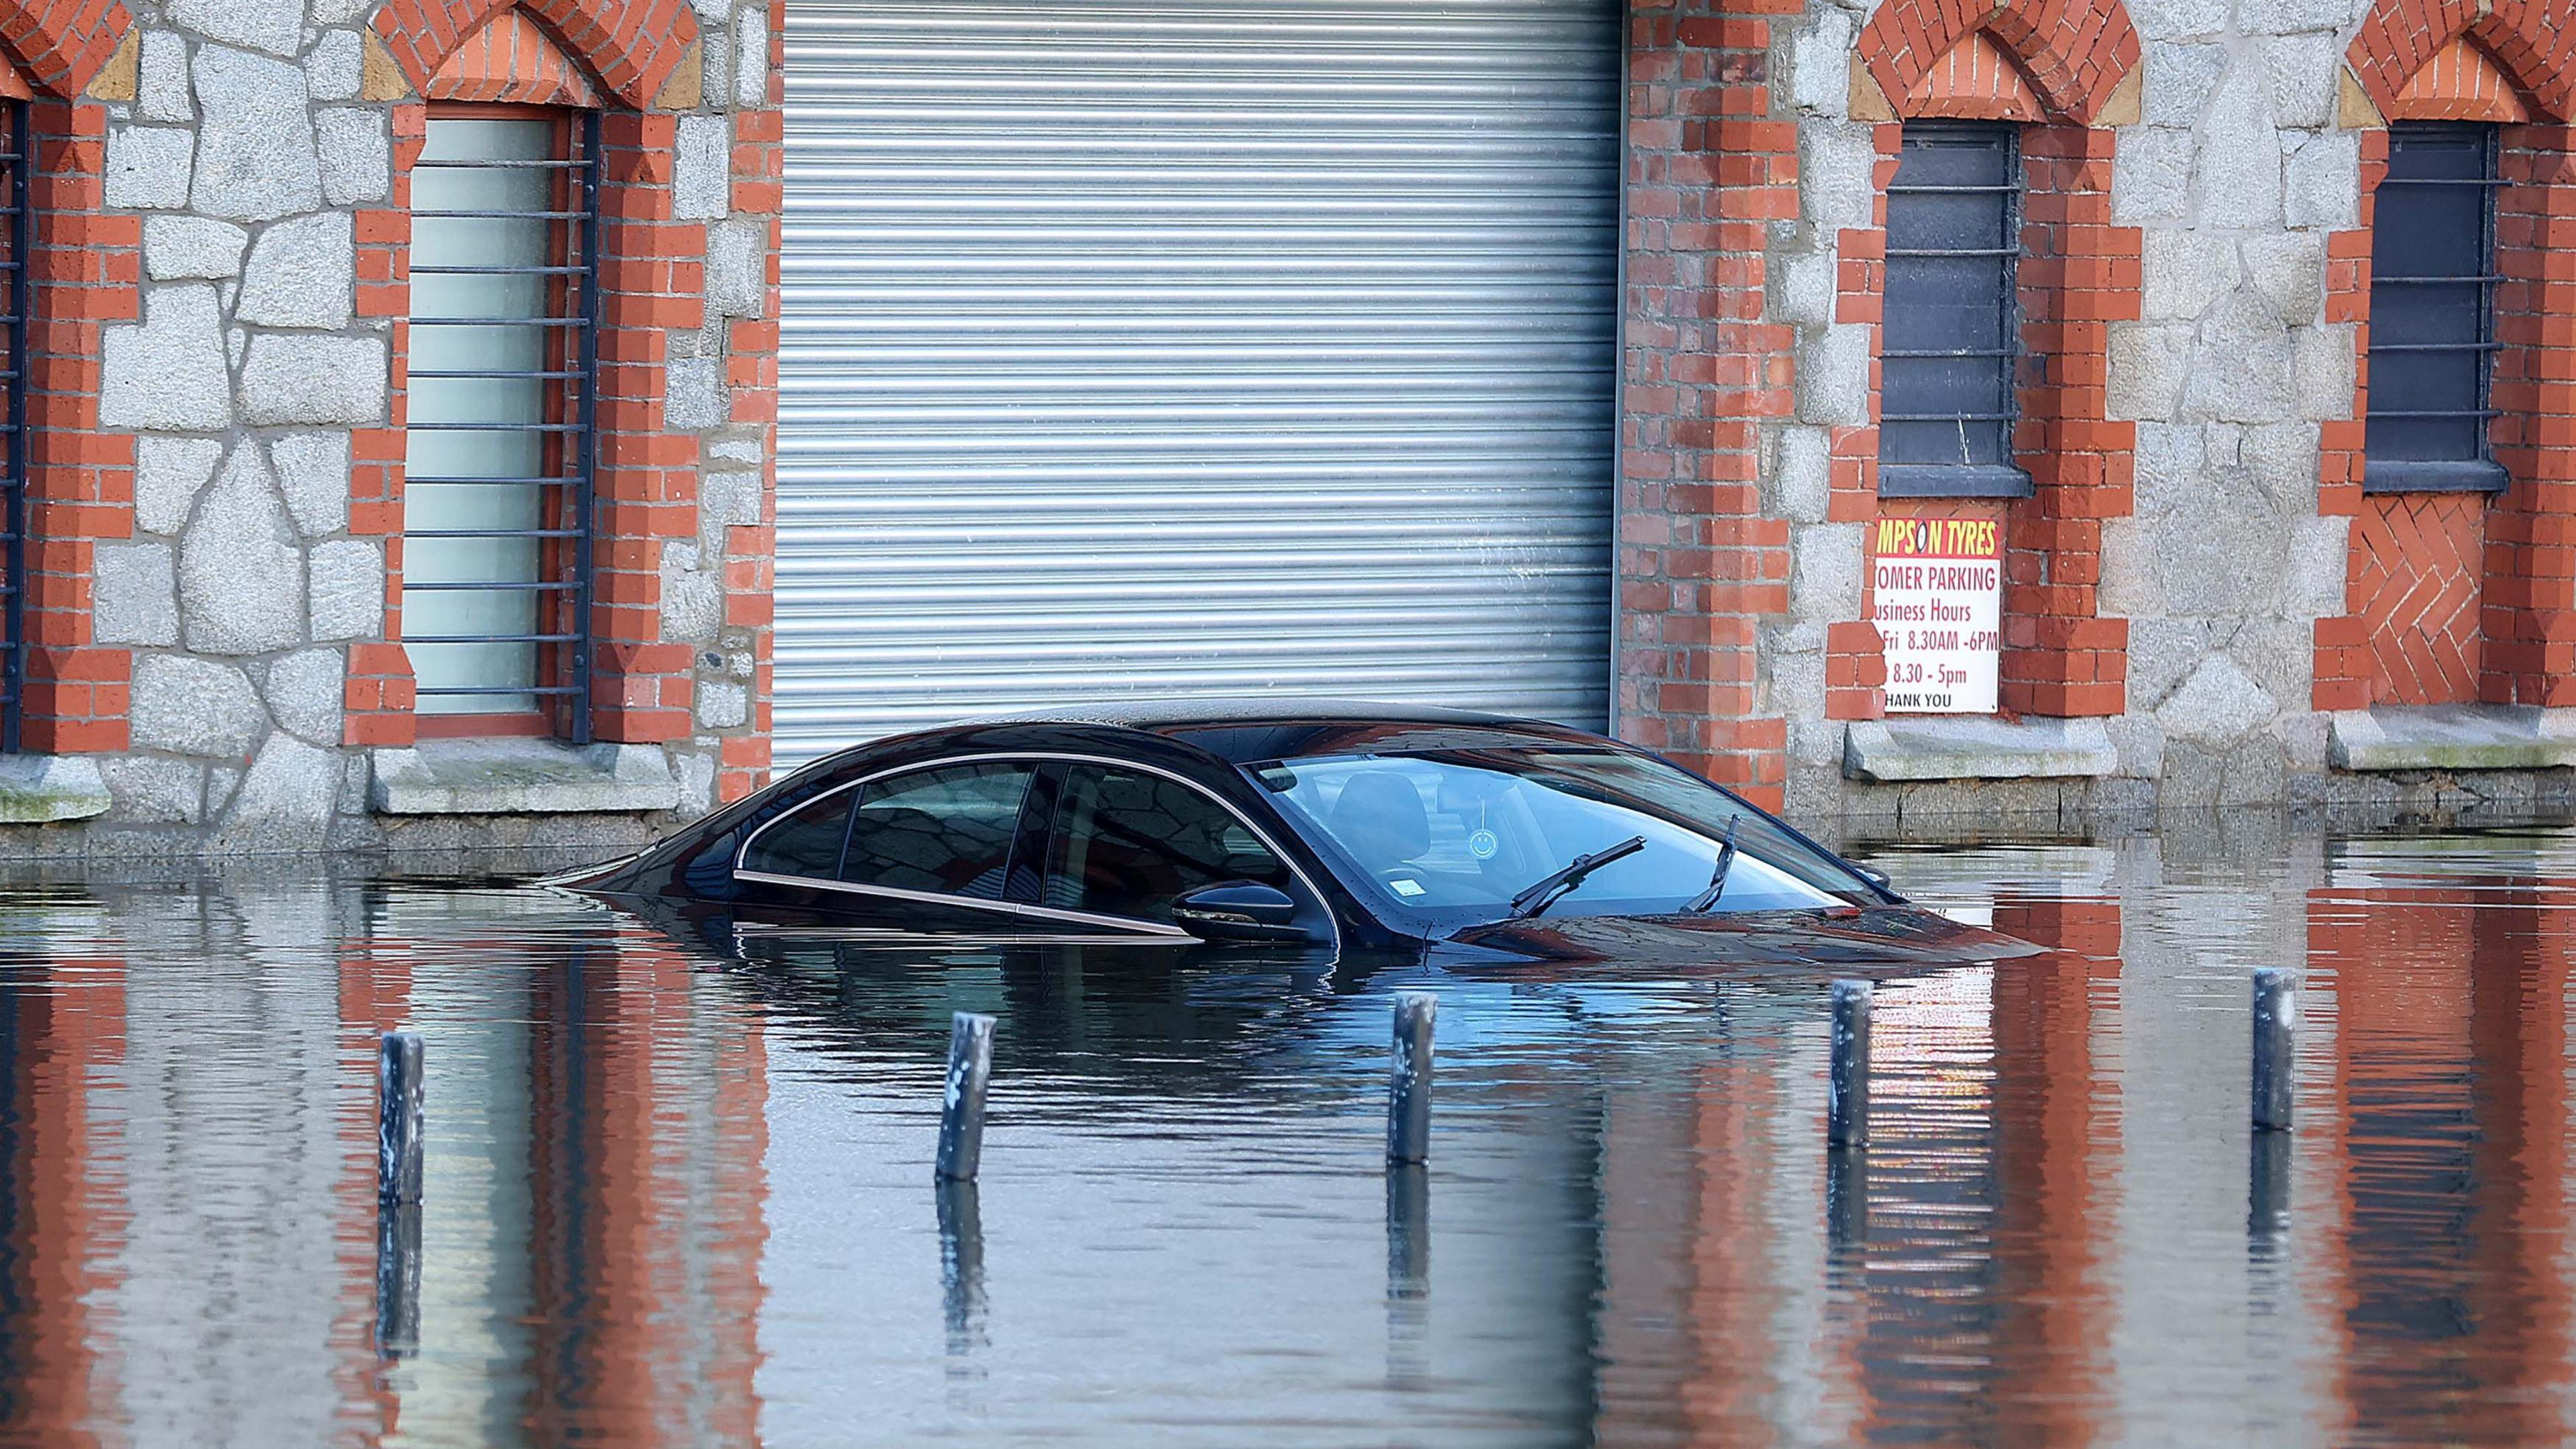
1249,747,1874,926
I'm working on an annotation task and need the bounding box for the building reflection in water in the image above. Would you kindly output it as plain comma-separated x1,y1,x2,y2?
0,832,2556,1440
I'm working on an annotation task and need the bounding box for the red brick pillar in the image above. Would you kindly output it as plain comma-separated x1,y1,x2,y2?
21,97,133,753
588,109,702,745
1618,0,1801,809
2002,125,2136,718
2483,122,2576,706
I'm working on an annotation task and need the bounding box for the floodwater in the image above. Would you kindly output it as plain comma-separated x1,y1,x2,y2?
0,818,2572,1446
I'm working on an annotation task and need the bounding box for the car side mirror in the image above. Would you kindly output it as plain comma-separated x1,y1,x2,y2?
1172,881,1317,943
1854,865,1894,893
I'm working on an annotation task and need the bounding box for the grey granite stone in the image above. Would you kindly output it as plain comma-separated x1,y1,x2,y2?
307,29,363,101
180,447,303,655
370,739,683,814
707,218,767,319
105,125,194,211
93,541,178,647
241,334,386,425
170,0,306,58
735,8,770,107
2196,62,2282,226
664,356,727,431
135,436,224,535
2144,42,2229,126
131,655,267,757
262,648,344,745
138,30,196,123
674,115,731,220
270,432,351,537
0,756,111,824
101,286,231,432
2156,654,2277,745
219,733,340,849
2112,128,2194,223
237,212,355,329
309,539,382,641
191,45,323,222
315,106,389,206
2330,706,2576,771
103,755,205,824
145,215,252,281
1843,716,2121,783
2282,129,2359,229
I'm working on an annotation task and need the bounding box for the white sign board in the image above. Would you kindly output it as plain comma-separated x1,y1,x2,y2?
1870,515,2002,714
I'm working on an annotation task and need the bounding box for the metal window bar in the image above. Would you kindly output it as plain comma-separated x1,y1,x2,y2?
406,111,602,740
1880,122,2024,474
2367,124,2500,469
0,103,28,754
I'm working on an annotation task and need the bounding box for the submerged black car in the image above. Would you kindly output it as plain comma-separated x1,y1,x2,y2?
561,702,2031,973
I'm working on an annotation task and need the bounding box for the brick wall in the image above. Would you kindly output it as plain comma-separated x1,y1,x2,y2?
1618,0,1801,811
0,0,789,853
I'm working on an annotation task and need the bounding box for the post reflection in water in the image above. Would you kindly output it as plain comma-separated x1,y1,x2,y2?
0,828,2567,1441
376,1201,423,1360
934,1179,985,1362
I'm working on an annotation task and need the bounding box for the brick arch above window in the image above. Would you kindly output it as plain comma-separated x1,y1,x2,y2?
1856,0,2143,125
1901,32,2049,121
429,8,607,108
0,2,133,101
2347,0,2576,123
372,0,698,110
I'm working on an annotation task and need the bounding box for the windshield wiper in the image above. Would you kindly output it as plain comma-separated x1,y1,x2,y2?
1682,817,1740,913
1505,835,1648,920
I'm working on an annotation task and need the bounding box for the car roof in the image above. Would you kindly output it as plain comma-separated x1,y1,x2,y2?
959,698,1609,765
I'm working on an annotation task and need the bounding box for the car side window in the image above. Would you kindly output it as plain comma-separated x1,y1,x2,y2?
1042,765,1292,923
842,761,1036,900
738,788,857,879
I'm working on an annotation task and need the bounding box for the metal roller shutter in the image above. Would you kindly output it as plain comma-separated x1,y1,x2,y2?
776,0,1620,761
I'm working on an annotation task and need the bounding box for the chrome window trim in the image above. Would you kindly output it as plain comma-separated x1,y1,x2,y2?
734,868,1193,938
731,751,1340,948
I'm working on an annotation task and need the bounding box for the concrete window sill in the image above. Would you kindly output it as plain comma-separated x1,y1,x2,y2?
0,755,111,823
368,739,682,816
2328,704,2576,773
1843,716,2118,783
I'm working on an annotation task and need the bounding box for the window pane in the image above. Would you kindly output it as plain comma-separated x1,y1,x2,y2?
2367,124,2495,467
843,763,1035,900
741,790,855,879
1881,124,2017,471
1042,767,1292,924
407,115,575,714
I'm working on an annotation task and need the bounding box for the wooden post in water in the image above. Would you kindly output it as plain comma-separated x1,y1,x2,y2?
935,1012,996,1182
1386,992,1437,1165
2251,967,2296,1132
1827,980,1872,1148
378,1031,424,1205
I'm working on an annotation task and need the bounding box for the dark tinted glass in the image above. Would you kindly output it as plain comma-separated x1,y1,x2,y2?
1042,767,1293,924
739,789,855,879
2367,125,2496,465
1882,123,2017,470
843,762,1035,900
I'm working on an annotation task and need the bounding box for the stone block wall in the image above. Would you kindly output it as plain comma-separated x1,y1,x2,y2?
0,0,777,853
1622,0,2576,821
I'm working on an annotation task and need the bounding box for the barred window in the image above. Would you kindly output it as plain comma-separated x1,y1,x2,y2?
2365,123,2508,493
405,109,602,738
1879,122,2031,499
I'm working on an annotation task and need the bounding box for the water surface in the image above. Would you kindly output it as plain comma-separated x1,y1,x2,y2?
0,817,2569,1445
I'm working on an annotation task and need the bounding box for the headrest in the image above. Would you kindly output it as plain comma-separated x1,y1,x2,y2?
1328,771,1432,863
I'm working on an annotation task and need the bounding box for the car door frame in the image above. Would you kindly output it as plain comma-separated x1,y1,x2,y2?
730,751,1338,948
